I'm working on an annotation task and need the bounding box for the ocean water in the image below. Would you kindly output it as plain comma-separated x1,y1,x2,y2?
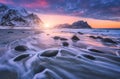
0,29,120,79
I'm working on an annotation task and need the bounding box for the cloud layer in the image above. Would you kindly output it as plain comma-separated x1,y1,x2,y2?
0,0,120,21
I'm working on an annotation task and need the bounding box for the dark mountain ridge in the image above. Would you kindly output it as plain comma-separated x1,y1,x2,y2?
55,20,91,29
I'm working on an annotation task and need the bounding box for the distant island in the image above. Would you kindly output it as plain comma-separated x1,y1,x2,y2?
54,20,91,29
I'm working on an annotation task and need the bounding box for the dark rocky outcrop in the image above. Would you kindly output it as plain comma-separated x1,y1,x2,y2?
71,21,91,28
55,20,91,29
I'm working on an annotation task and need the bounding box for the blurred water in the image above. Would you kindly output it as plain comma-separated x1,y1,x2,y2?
0,29,120,79
52,29,120,37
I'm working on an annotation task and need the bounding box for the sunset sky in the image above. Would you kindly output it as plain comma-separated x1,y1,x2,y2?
0,0,120,28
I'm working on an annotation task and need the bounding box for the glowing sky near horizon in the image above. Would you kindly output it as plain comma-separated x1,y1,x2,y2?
0,0,120,28
38,14,120,28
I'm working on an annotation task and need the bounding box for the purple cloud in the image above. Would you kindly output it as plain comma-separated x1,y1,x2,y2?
0,0,120,21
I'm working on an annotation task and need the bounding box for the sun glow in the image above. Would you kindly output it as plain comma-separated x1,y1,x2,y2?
44,24,50,28
37,13,120,28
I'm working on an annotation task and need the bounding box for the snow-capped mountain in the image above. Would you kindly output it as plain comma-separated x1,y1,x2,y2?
0,3,43,27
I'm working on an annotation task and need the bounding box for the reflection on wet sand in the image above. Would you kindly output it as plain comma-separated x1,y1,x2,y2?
0,29,120,79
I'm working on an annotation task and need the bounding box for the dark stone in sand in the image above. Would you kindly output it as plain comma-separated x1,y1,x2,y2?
41,50,58,57
96,36,103,39
82,54,95,60
89,36,103,40
102,38,117,44
71,35,80,42
89,36,96,39
60,37,68,41
14,45,28,52
62,42,69,47
33,65,45,74
78,32,84,35
0,68,18,79
8,31,13,33
14,54,29,61
53,36,60,40
89,49,104,53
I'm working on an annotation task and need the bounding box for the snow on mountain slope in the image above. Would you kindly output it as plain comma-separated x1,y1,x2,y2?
0,3,43,27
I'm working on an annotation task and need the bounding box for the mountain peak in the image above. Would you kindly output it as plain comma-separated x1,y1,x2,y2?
55,20,91,29
0,3,43,27
72,20,91,28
